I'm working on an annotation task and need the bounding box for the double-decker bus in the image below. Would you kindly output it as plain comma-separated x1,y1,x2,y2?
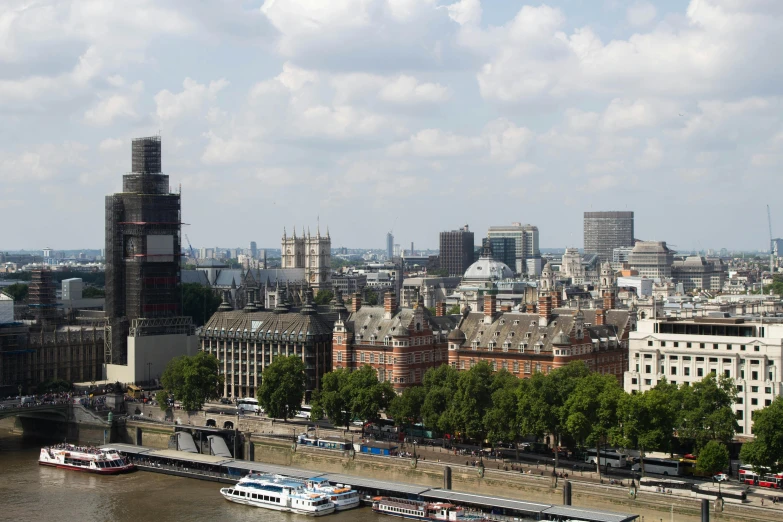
585,449,628,468
743,471,783,488
632,457,683,476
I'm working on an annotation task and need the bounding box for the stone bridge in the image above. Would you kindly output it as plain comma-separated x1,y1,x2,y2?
0,403,70,422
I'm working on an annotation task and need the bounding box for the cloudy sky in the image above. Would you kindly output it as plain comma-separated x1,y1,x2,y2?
1,0,782,252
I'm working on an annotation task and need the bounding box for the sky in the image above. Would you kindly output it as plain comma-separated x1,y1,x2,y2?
1,0,782,252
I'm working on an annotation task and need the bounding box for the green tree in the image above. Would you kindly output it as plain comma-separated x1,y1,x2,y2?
678,373,738,450
156,390,172,412
161,352,223,411
82,286,105,298
697,440,730,493
446,304,461,315
565,372,624,481
182,283,222,326
348,365,396,425
484,371,521,455
36,379,72,394
364,289,379,306
256,355,306,420
617,381,678,477
447,361,494,444
421,364,459,436
311,368,352,428
4,283,28,302
518,362,591,469
389,385,426,428
740,396,783,473
314,289,334,306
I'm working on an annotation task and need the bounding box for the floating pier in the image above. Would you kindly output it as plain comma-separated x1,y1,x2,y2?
103,444,638,522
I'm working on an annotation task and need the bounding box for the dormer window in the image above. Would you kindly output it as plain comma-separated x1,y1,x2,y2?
513,320,520,326
488,342,495,351
472,341,478,350
500,319,505,325
494,332,500,337
503,342,510,352
525,332,531,339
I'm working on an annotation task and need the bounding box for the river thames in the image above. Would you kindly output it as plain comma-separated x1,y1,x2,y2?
0,434,387,522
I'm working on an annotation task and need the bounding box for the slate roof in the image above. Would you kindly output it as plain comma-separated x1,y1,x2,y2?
181,270,209,285
203,309,333,339
453,308,630,352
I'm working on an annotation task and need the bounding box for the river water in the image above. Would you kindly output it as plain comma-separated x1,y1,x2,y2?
0,433,386,522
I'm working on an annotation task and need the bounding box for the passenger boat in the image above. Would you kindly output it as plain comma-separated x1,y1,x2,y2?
263,475,360,510
220,474,335,516
38,444,135,474
372,496,489,521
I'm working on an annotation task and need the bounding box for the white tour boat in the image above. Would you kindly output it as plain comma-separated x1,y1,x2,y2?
263,475,360,510
220,474,335,516
38,444,135,474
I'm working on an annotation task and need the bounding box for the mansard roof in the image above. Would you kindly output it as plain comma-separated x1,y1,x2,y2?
453,308,630,352
203,309,332,339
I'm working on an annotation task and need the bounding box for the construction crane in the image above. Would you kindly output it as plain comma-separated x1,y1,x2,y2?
184,234,198,266
768,204,775,274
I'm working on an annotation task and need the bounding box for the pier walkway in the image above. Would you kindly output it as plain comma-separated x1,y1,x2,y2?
104,443,638,522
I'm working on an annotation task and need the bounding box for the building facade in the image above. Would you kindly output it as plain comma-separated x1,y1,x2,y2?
487,223,540,274
281,226,331,288
201,292,333,399
584,211,635,263
386,232,394,260
560,247,586,285
439,225,475,277
627,241,674,279
624,316,783,438
332,292,458,392
671,256,727,292
483,237,516,271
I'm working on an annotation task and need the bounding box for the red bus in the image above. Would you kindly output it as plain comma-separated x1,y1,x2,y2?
757,474,783,489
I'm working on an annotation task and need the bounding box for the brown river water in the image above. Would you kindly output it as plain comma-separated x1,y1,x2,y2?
0,433,387,522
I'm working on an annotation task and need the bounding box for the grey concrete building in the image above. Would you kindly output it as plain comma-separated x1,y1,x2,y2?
439,225,474,277
584,211,635,263
628,241,674,279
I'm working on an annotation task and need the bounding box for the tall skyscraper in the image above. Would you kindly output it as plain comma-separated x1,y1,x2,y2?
439,225,474,277
487,222,540,273
386,232,394,259
584,211,635,263
250,241,257,259
105,137,195,376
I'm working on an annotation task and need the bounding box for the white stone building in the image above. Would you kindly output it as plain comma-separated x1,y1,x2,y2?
625,316,783,438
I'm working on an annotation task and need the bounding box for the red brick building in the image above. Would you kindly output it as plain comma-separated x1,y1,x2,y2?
332,292,458,392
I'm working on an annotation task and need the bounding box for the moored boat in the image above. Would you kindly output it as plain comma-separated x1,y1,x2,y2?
220,473,335,516
258,474,360,511
372,496,489,521
38,444,135,474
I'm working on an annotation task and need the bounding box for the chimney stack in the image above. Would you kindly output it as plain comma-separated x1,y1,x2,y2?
435,302,446,317
595,308,605,326
538,295,552,327
483,293,497,324
350,293,362,313
603,292,615,310
384,291,397,319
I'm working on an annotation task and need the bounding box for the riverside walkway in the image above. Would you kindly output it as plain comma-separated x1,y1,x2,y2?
104,443,638,522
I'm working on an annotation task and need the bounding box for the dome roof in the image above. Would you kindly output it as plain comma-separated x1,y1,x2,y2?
447,329,466,342
463,255,514,282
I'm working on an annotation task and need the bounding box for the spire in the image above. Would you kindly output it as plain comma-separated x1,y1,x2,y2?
326,225,330,238
283,226,287,240
307,226,311,238
293,226,297,239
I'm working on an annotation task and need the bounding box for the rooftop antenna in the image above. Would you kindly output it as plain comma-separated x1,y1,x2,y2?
767,204,775,274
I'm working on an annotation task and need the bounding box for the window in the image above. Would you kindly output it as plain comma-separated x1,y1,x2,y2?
673,342,679,348
709,357,718,363
524,362,531,373
737,385,743,391
765,399,772,406
696,357,704,362
726,344,732,351
724,369,730,378
670,367,677,375
751,386,759,393
751,398,758,406
686,342,692,348
754,346,760,352
736,410,744,420
736,397,743,404
648,341,653,346
513,361,519,373
644,379,652,385
336,336,342,344
752,371,759,381
700,343,705,348
697,368,704,377
645,365,651,374
661,341,666,347
766,387,772,394
379,354,384,364
631,378,638,385
684,367,690,376
337,351,343,362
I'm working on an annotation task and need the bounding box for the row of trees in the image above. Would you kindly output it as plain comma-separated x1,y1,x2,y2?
381,361,739,480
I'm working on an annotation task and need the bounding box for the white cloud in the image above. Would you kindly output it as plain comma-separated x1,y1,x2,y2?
378,75,449,104
626,2,657,27
0,142,88,182
507,162,540,178
388,129,483,157
446,0,482,26
155,77,229,122
84,92,138,126
99,138,123,151
484,119,534,163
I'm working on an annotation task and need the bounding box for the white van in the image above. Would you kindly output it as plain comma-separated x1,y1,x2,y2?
20,396,35,405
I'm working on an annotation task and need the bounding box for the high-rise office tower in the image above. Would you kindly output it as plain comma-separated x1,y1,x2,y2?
105,137,195,376
250,241,257,259
439,225,474,277
386,232,394,259
487,222,540,273
584,211,635,263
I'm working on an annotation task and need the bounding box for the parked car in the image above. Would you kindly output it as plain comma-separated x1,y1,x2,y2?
219,398,232,405
713,473,729,482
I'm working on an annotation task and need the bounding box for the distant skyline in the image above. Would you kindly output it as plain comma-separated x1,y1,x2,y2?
1,1,782,251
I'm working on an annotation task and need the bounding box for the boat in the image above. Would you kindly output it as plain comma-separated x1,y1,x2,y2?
38,444,135,474
220,474,335,516
261,475,360,511
372,496,490,521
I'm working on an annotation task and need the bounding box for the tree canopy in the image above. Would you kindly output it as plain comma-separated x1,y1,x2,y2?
182,283,222,326
740,396,783,473
161,352,223,411
4,283,28,302
314,289,334,306
256,355,306,420
677,373,738,450
697,440,729,478
312,365,395,427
